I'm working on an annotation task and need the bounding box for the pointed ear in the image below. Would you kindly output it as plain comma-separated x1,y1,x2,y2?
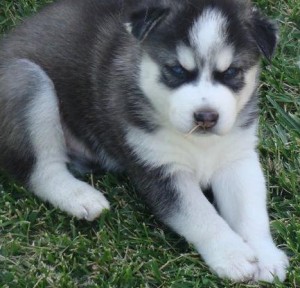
126,7,170,41
251,9,278,60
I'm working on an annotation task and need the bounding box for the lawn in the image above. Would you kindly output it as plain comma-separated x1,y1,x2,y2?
0,0,299,287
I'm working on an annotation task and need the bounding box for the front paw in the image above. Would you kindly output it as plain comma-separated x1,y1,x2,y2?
202,236,258,282
254,246,289,282
52,180,110,221
65,182,110,221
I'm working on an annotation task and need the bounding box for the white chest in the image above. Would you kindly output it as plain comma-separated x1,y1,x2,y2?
126,126,257,184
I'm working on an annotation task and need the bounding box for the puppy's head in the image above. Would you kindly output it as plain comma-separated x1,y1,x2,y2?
126,0,277,135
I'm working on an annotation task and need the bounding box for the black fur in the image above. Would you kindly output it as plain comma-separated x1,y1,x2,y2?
214,70,245,93
250,10,278,60
130,7,170,41
161,65,198,89
128,164,180,219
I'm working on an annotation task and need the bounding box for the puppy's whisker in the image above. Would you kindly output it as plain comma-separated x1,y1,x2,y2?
185,124,201,137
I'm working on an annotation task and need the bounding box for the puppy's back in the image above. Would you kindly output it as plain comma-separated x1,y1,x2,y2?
0,0,124,79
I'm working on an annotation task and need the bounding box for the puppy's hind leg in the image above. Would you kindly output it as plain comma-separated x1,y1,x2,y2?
4,59,109,220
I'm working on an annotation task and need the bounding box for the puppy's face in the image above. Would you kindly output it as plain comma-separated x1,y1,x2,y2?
129,0,277,135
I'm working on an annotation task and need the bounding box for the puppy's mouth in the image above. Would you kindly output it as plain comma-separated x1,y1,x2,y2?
185,124,215,136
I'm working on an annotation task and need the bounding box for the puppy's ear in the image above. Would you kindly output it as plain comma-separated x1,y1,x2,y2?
251,9,278,60
126,7,170,41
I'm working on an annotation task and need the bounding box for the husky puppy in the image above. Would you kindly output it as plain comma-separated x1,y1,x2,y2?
0,0,288,282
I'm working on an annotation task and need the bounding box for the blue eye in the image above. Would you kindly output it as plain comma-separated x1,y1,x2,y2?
162,64,197,88
166,64,187,78
222,67,241,79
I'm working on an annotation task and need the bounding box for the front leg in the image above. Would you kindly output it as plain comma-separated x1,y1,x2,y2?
130,167,259,281
212,152,289,282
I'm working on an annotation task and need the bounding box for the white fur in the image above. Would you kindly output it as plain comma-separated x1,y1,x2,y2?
126,119,288,281
169,73,237,135
126,126,260,280
190,9,227,58
25,60,109,220
177,44,197,71
126,122,258,188
215,46,234,72
168,172,259,281
124,23,132,34
139,54,171,124
212,153,289,282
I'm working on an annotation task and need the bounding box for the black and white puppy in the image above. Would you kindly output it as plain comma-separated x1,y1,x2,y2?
0,0,289,282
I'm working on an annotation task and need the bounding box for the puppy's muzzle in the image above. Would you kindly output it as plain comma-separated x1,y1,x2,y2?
193,110,219,129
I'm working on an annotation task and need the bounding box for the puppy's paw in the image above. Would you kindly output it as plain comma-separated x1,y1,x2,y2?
204,236,258,282
254,246,289,282
60,181,110,221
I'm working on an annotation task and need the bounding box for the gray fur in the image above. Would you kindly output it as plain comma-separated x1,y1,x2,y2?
0,59,39,182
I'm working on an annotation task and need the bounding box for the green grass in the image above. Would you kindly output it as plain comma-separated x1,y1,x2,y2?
0,0,299,287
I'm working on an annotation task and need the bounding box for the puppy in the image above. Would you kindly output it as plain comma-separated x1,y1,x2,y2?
0,0,289,282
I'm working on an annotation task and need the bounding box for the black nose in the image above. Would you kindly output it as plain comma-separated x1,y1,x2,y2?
194,110,219,129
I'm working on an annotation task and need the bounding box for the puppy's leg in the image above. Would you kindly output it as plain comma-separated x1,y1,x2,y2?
0,59,109,220
131,168,258,281
212,152,289,282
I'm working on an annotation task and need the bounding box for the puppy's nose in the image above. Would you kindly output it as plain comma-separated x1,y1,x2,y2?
194,110,219,129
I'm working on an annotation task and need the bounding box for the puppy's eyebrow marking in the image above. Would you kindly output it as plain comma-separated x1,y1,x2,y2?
190,8,227,58
215,46,234,71
176,44,197,71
